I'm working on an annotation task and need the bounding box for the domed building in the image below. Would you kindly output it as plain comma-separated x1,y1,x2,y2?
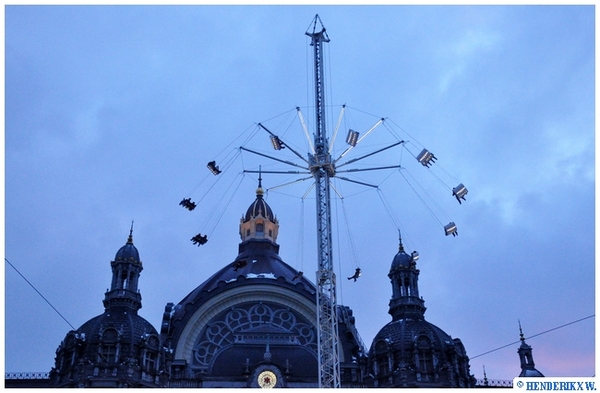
159,181,366,388
366,236,476,388
8,184,541,388
48,228,162,388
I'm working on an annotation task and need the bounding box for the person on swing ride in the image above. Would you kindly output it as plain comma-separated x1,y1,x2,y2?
347,268,361,282
179,198,197,211
191,233,208,246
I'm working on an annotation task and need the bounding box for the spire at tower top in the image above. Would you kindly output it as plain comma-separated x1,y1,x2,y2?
127,220,134,244
519,320,525,342
398,229,405,253
517,320,545,377
257,165,264,197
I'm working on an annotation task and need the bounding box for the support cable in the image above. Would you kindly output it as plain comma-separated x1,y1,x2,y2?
5,257,76,330
398,169,445,228
333,195,344,305
386,117,425,148
187,123,257,197
195,148,242,206
297,107,316,155
340,195,360,270
376,188,417,252
400,171,450,228
401,143,461,193
199,171,245,237
296,198,306,272
328,105,346,154
207,172,246,237
403,168,452,223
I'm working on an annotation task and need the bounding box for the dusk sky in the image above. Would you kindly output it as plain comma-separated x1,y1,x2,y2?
5,5,595,382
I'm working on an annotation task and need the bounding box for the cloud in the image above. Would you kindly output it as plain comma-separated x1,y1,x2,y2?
438,28,502,93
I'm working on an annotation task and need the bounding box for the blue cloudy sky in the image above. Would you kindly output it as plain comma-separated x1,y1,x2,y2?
5,5,595,381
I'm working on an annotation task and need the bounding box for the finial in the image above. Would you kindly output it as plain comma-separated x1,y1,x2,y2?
483,365,489,386
398,229,405,252
256,165,265,197
263,335,272,362
258,165,263,188
519,320,525,342
127,220,134,244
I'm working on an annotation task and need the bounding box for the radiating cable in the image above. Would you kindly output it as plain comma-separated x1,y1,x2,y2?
398,169,444,228
198,171,244,236
403,168,452,223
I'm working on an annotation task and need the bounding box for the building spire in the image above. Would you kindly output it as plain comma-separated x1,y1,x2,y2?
398,229,405,252
519,319,525,342
517,321,545,377
127,220,134,244
256,165,264,197
483,365,489,386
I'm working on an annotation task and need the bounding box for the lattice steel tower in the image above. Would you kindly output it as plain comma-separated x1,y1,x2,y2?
305,15,340,389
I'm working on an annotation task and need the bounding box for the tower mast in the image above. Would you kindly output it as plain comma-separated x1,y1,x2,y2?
305,15,340,388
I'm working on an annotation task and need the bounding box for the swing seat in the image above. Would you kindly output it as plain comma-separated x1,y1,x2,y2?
452,183,468,201
411,251,419,262
270,135,284,150
416,148,437,167
207,161,222,175
346,129,359,146
444,222,458,236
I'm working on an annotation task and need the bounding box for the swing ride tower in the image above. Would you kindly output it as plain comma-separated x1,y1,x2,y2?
227,14,465,388
305,16,340,389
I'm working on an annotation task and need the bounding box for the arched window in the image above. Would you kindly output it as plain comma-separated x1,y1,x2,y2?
98,344,117,364
374,340,391,378
416,336,433,375
256,223,264,236
143,350,157,373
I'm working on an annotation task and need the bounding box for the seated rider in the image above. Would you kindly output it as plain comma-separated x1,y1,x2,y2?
347,268,361,282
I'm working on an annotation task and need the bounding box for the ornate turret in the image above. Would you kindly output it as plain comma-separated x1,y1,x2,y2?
367,232,475,388
239,174,279,244
518,322,545,377
103,223,143,311
388,233,426,320
50,225,162,388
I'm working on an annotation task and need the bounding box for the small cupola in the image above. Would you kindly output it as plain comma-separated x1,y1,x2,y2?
518,321,545,377
114,227,141,263
239,175,279,244
103,223,143,312
388,232,426,320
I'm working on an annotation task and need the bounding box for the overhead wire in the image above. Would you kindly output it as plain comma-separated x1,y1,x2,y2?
470,314,595,360
5,257,76,330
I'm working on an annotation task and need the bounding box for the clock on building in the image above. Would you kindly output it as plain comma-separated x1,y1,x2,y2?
258,370,277,388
